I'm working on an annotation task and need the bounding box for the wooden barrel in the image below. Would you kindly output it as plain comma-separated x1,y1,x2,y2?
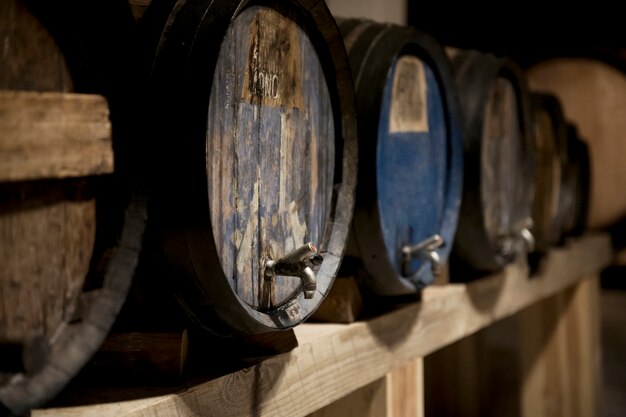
337,19,463,295
560,124,590,239
526,58,626,230
145,0,357,334
451,51,535,274
530,93,568,252
0,1,145,414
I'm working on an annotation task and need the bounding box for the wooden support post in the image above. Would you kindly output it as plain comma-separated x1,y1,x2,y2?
519,277,601,417
424,334,486,417
386,359,423,417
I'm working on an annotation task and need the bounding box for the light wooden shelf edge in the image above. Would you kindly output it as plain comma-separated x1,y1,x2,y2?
33,233,612,417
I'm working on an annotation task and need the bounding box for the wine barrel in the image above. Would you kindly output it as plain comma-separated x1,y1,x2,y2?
145,0,357,334
337,19,463,295
451,51,535,274
560,124,590,239
530,93,568,252
0,1,145,414
527,58,626,230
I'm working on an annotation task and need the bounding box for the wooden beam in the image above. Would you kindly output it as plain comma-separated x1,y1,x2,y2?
386,359,423,417
33,234,610,417
0,90,113,182
307,377,387,417
519,277,601,417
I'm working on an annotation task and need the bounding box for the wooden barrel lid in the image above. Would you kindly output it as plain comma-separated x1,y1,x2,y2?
0,1,145,414
561,124,590,239
526,58,626,230
338,20,463,295
530,93,568,252
148,0,357,334
451,51,534,274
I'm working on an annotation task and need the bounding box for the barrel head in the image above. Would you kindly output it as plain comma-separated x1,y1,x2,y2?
150,0,357,334
207,6,335,310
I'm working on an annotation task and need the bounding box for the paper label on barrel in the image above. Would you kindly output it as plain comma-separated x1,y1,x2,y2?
240,9,304,109
389,56,429,133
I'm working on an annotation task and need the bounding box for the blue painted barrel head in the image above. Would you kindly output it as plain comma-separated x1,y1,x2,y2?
376,55,448,287
342,22,463,295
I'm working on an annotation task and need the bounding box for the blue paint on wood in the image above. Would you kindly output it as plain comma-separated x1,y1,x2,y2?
376,57,449,282
206,6,335,309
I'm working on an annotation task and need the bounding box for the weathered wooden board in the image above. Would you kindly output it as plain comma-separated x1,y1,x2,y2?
207,6,334,309
481,77,521,246
531,94,565,251
0,180,95,344
519,277,601,417
148,0,356,333
0,91,113,182
0,0,72,92
32,234,610,417
0,1,141,413
452,52,533,273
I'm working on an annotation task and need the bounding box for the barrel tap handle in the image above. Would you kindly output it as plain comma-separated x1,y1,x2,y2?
264,242,323,299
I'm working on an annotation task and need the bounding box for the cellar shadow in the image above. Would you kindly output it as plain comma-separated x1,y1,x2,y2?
362,291,424,350
178,343,292,417
48,331,294,414
450,256,517,313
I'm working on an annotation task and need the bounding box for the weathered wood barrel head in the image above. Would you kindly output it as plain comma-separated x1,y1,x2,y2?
451,51,535,275
530,93,568,252
337,19,463,295
147,0,357,334
560,124,590,239
0,1,145,414
527,58,626,230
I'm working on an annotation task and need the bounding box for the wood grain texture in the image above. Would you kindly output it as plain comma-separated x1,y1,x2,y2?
424,330,487,417
481,77,521,247
307,359,423,417
1,190,148,415
89,332,188,380
310,277,363,323
0,0,143,412
207,6,335,309
0,91,113,182
519,277,601,417
386,359,423,417
0,0,72,92
341,20,463,294
0,180,95,344
0,0,98,353
377,54,447,279
32,234,610,417
452,52,533,274
307,378,387,417
527,58,626,229
532,99,563,250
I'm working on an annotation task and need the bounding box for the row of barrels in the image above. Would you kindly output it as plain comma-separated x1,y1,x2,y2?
0,0,602,413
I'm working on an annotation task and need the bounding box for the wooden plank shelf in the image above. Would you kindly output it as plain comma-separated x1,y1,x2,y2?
34,233,611,417
0,90,113,182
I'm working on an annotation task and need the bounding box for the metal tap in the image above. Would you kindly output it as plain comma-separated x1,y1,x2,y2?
264,242,323,299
